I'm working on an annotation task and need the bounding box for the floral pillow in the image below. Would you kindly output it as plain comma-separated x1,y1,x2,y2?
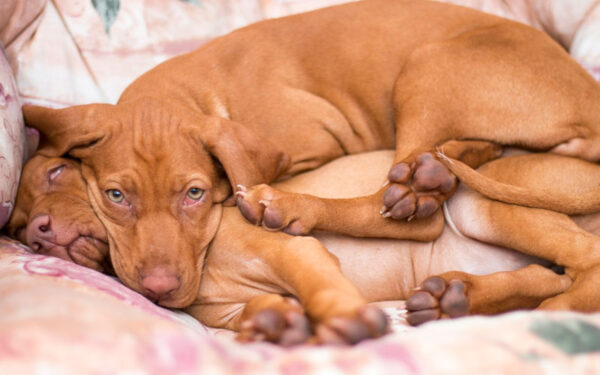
16,0,352,106
0,45,26,229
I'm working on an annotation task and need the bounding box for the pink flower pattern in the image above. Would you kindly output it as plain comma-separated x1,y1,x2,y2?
0,50,26,229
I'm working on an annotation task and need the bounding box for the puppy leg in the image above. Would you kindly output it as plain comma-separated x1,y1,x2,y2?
238,184,444,239
406,264,572,326
451,191,600,313
384,24,600,220
237,140,499,240
537,263,600,311
226,219,390,344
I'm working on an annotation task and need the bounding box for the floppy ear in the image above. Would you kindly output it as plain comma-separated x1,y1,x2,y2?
22,104,113,158
188,116,290,201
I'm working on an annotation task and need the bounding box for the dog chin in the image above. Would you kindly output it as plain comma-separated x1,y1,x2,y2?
68,236,109,272
155,289,199,309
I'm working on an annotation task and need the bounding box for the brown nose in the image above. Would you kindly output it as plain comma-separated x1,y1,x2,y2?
140,268,181,300
26,214,55,252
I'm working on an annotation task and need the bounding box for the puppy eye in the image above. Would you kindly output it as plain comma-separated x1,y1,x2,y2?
106,189,125,203
47,164,66,182
186,187,204,201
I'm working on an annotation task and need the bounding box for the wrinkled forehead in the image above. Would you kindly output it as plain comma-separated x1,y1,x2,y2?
85,124,219,187
9,155,84,232
47,99,222,185
20,155,82,194
96,129,212,166
21,155,63,184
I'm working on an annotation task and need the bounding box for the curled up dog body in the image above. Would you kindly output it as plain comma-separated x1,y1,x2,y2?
14,150,600,344
14,1,600,343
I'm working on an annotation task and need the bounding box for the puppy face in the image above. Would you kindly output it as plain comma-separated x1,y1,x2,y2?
21,99,288,307
76,121,224,308
8,155,111,273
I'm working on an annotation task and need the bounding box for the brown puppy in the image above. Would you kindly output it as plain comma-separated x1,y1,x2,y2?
20,1,600,317
7,156,110,273
9,151,575,344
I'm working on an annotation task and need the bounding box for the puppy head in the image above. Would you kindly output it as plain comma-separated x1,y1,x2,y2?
7,155,111,273
21,98,289,308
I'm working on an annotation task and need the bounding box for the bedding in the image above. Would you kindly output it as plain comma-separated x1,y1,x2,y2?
0,45,26,229
2,237,600,374
2,0,600,373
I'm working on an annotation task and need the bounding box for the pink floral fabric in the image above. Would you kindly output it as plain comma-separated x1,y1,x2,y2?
0,47,26,229
16,0,354,106
2,237,600,374
13,0,600,108
0,0,47,74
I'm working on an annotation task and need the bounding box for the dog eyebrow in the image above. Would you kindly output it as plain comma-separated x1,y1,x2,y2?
170,173,212,192
100,171,138,191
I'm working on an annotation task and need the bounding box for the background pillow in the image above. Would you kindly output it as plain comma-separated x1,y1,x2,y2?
0,44,26,230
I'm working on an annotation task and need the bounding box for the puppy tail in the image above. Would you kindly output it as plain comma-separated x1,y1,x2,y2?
437,152,600,215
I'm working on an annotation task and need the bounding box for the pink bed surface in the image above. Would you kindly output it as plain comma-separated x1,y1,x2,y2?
2,237,600,374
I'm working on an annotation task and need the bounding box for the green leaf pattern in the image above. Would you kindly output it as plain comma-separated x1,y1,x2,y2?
92,0,120,34
92,0,202,35
530,319,600,355
180,0,202,5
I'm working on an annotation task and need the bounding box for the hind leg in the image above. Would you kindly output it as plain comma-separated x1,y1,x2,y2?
460,199,600,313
406,264,572,326
384,24,600,220
448,155,600,312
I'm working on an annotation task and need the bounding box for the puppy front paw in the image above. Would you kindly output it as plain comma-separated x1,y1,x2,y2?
235,184,315,235
236,309,312,346
315,305,390,345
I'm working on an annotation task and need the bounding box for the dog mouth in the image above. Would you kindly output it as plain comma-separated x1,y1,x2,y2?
136,278,197,308
31,235,110,273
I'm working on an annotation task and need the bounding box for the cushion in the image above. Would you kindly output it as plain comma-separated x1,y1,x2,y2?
0,0,47,74
0,45,26,229
15,0,353,106
13,0,600,107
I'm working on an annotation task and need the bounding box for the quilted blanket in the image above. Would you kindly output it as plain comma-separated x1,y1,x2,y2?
1,237,600,374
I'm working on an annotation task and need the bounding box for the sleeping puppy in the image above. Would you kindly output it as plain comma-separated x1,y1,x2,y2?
7,156,111,273
8,151,571,344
